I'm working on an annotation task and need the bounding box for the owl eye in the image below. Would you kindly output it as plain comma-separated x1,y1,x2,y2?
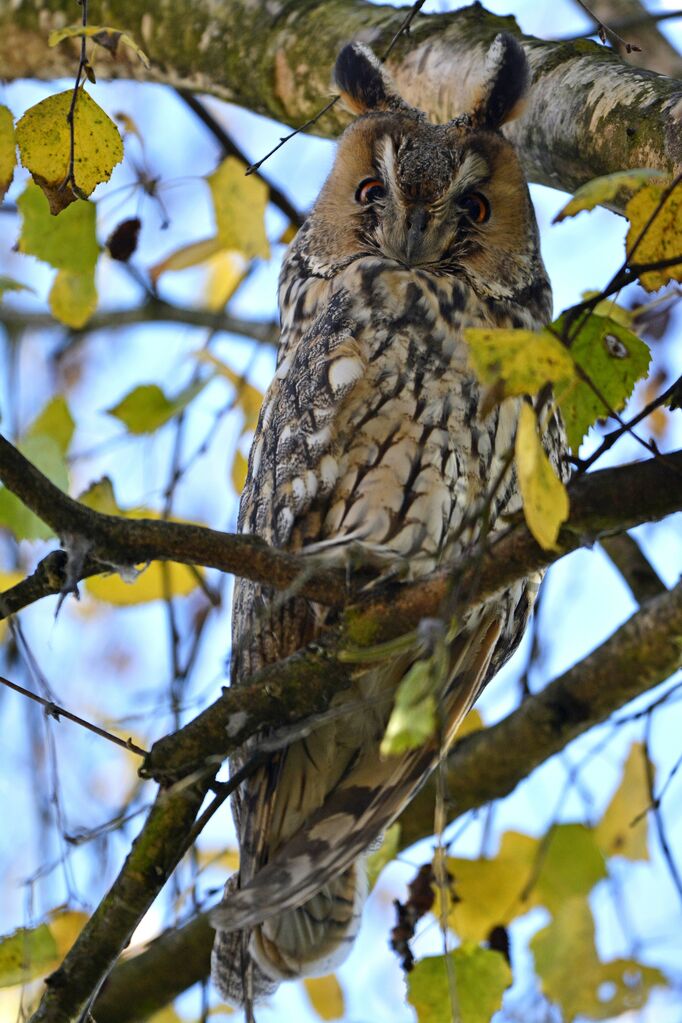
355,178,385,204
460,192,491,224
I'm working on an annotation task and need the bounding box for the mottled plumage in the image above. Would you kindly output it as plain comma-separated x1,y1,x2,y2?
211,34,566,1009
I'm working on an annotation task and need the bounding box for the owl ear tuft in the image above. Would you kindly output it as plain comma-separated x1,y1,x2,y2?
334,43,399,115
472,33,530,130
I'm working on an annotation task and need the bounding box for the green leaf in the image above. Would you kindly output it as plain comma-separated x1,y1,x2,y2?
595,742,651,861
0,104,15,202
48,24,150,68
0,275,34,300
107,379,208,434
0,924,57,987
553,169,667,223
27,395,75,456
0,435,68,540
408,946,511,1023
466,327,575,398
16,88,123,212
626,182,682,292
49,268,97,328
18,182,99,273
554,313,651,453
534,823,607,912
208,157,270,259
532,897,666,1021
380,658,438,756
515,403,569,551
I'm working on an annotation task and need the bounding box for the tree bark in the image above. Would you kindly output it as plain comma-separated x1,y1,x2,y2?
3,1,681,197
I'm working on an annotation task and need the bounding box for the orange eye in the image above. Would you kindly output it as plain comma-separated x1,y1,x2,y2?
460,191,491,224
356,178,385,204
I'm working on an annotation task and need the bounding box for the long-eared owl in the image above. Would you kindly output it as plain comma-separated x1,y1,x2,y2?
211,33,566,1008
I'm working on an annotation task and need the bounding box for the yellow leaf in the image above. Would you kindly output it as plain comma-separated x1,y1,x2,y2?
626,182,682,292
595,742,651,861
49,269,97,328
553,169,667,223
231,449,248,494
0,105,15,202
466,328,575,398
208,157,270,259
204,250,247,310
532,897,666,1021
440,831,539,942
79,476,121,515
16,88,123,212
149,236,223,284
195,848,240,874
86,562,199,605
48,911,88,958
515,404,569,551
366,823,401,889
196,352,263,431
48,25,150,68
457,708,484,739
304,975,345,1021
279,222,298,245
27,395,75,455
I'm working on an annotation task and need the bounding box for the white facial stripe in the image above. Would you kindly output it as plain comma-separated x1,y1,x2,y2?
450,151,490,197
376,135,398,196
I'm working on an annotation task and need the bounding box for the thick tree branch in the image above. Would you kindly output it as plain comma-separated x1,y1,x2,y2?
92,579,682,1023
3,2,681,197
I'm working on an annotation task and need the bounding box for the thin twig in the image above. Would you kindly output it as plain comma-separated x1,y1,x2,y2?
0,674,148,756
61,0,90,197
574,0,642,52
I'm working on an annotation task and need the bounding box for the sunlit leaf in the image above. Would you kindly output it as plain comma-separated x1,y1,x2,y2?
18,182,99,273
149,236,223,284
204,250,247,310
532,897,666,1021
48,911,88,958
196,352,263,432
304,975,345,1021
0,105,15,202
515,403,569,551
596,742,651,861
408,946,511,1023
107,379,208,434
79,476,122,515
27,395,75,456
208,157,269,259
0,435,68,540
195,848,240,874
626,182,682,292
0,925,56,987
86,562,199,605
441,831,539,942
366,823,401,889
534,824,607,913
48,25,150,68
231,449,248,494
554,313,651,453
16,89,123,212
466,327,575,398
579,291,634,328
49,268,97,328
457,708,484,739
553,169,667,223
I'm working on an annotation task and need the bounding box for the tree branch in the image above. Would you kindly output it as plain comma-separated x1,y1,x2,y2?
4,2,681,197
91,578,682,1023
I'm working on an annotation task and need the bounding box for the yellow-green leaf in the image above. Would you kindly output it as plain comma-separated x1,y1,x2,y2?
0,435,68,540
107,380,208,434
441,831,539,942
553,169,667,223
626,182,682,292
515,403,569,551
366,823,401,889
466,327,575,398
208,157,269,259
380,658,437,756
231,449,248,494
79,476,121,515
18,182,99,273
27,395,75,456
196,352,263,432
48,911,88,959
408,946,511,1023
204,250,247,310
48,25,150,68
49,268,97,328
532,897,666,1021
149,236,223,284
304,975,345,1021
533,824,607,913
554,313,651,453
16,88,123,212
0,105,15,202
0,276,34,300
595,742,651,861
0,924,57,987
86,562,199,605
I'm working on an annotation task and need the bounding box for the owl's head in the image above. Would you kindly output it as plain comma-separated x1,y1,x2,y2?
301,34,544,302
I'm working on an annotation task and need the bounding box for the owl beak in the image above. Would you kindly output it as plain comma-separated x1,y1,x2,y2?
405,205,430,264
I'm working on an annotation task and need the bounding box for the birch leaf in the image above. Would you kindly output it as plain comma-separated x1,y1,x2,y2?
0,105,15,202
49,268,97,328
626,182,682,292
208,157,269,259
553,169,667,222
515,403,569,550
